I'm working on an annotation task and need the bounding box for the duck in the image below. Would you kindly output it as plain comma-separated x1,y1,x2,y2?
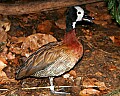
16,6,93,94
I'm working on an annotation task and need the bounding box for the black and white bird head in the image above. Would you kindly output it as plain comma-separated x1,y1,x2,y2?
66,6,94,32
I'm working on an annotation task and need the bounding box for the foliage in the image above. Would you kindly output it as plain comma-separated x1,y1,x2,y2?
105,0,120,24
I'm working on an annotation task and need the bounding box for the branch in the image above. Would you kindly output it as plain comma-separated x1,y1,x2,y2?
0,0,104,15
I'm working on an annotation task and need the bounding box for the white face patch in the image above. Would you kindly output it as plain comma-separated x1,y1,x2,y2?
74,6,84,22
72,22,76,29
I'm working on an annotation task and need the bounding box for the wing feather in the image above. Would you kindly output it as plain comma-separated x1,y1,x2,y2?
16,42,65,79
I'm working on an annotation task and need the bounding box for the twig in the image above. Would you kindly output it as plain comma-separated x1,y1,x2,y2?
0,0,104,15
0,85,104,92
22,85,104,90
22,86,76,90
0,89,8,91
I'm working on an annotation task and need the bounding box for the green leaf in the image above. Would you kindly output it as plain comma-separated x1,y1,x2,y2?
116,4,120,24
108,0,115,10
110,2,116,19
105,0,120,24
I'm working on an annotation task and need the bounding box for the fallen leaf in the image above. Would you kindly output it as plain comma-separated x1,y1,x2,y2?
95,71,103,77
54,77,65,86
0,58,7,83
95,81,107,91
109,36,115,42
0,57,7,64
0,16,11,51
21,33,57,56
85,50,90,53
81,29,92,41
69,70,77,78
83,78,107,91
12,56,20,66
0,28,7,51
0,47,8,60
108,65,117,71
75,77,82,86
7,52,15,60
9,33,57,57
0,57,16,84
8,37,24,54
79,88,100,96
0,15,11,32
0,58,7,70
110,36,120,46
55,17,66,29
37,20,53,34
63,70,76,82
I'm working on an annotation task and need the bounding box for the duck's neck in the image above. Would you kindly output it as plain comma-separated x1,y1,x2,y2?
65,12,80,47
63,29,79,46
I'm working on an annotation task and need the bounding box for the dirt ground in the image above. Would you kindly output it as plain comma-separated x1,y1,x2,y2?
0,1,120,96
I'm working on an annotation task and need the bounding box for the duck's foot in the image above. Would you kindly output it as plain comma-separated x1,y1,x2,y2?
50,86,70,95
49,77,70,95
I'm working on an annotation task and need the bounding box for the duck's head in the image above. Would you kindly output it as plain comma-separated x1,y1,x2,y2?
66,6,94,32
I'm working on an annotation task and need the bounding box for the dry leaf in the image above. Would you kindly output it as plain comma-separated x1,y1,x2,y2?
81,29,92,41
110,36,120,46
108,65,117,71
0,57,16,84
8,37,26,54
9,33,57,57
21,33,57,56
0,28,7,51
0,57,7,64
95,71,103,77
83,78,96,88
63,70,77,79
55,17,66,29
0,15,11,32
21,33,57,51
83,78,107,91
69,70,77,78
75,77,82,86
7,52,15,60
37,20,53,34
0,16,11,51
0,47,8,60
54,77,65,86
0,58,7,83
0,58,7,70
63,70,76,82
109,36,115,42
95,81,107,91
79,88,100,96
85,50,90,53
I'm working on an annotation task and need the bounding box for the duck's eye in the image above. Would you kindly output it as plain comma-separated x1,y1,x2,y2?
78,12,81,14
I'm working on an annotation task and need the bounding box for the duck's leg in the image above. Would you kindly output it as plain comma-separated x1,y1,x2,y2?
49,77,70,95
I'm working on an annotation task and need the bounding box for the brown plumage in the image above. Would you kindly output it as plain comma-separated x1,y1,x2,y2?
16,29,83,79
16,6,93,94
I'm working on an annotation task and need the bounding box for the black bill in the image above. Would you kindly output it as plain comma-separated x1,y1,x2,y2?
82,14,94,23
